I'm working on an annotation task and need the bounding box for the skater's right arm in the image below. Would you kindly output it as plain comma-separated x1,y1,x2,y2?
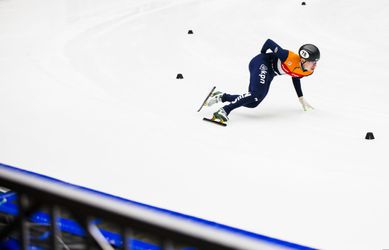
292,77,303,97
260,39,288,61
292,77,314,111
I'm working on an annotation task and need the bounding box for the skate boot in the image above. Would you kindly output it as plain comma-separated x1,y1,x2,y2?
205,91,223,107
212,108,229,123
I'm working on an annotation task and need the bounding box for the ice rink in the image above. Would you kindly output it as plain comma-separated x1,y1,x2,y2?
1,0,389,249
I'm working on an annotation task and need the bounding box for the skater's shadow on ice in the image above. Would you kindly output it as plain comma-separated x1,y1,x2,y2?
234,108,301,121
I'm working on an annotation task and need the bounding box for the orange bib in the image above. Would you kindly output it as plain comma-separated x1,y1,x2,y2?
276,51,312,78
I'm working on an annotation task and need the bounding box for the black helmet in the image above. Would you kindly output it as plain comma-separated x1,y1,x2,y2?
299,44,320,61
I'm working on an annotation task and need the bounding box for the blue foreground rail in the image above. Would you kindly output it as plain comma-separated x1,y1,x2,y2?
0,162,317,250
0,192,164,249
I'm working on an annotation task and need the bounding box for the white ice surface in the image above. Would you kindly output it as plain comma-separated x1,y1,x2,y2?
1,0,389,249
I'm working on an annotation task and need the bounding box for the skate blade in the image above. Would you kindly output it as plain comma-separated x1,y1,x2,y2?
203,117,227,127
197,86,216,112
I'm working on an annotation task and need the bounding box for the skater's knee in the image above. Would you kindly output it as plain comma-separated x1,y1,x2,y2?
244,101,260,108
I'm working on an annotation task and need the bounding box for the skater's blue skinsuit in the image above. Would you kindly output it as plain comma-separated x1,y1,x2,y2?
221,39,307,115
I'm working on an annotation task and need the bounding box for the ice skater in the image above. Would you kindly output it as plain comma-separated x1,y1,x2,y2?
203,39,320,124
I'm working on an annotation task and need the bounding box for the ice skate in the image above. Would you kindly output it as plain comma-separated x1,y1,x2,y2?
205,91,223,107
203,108,228,126
197,86,224,112
212,108,229,122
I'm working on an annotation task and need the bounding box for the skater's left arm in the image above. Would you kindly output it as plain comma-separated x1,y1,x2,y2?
292,77,314,111
261,39,288,61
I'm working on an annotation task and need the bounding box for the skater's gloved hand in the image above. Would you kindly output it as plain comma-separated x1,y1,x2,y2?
299,96,314,111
